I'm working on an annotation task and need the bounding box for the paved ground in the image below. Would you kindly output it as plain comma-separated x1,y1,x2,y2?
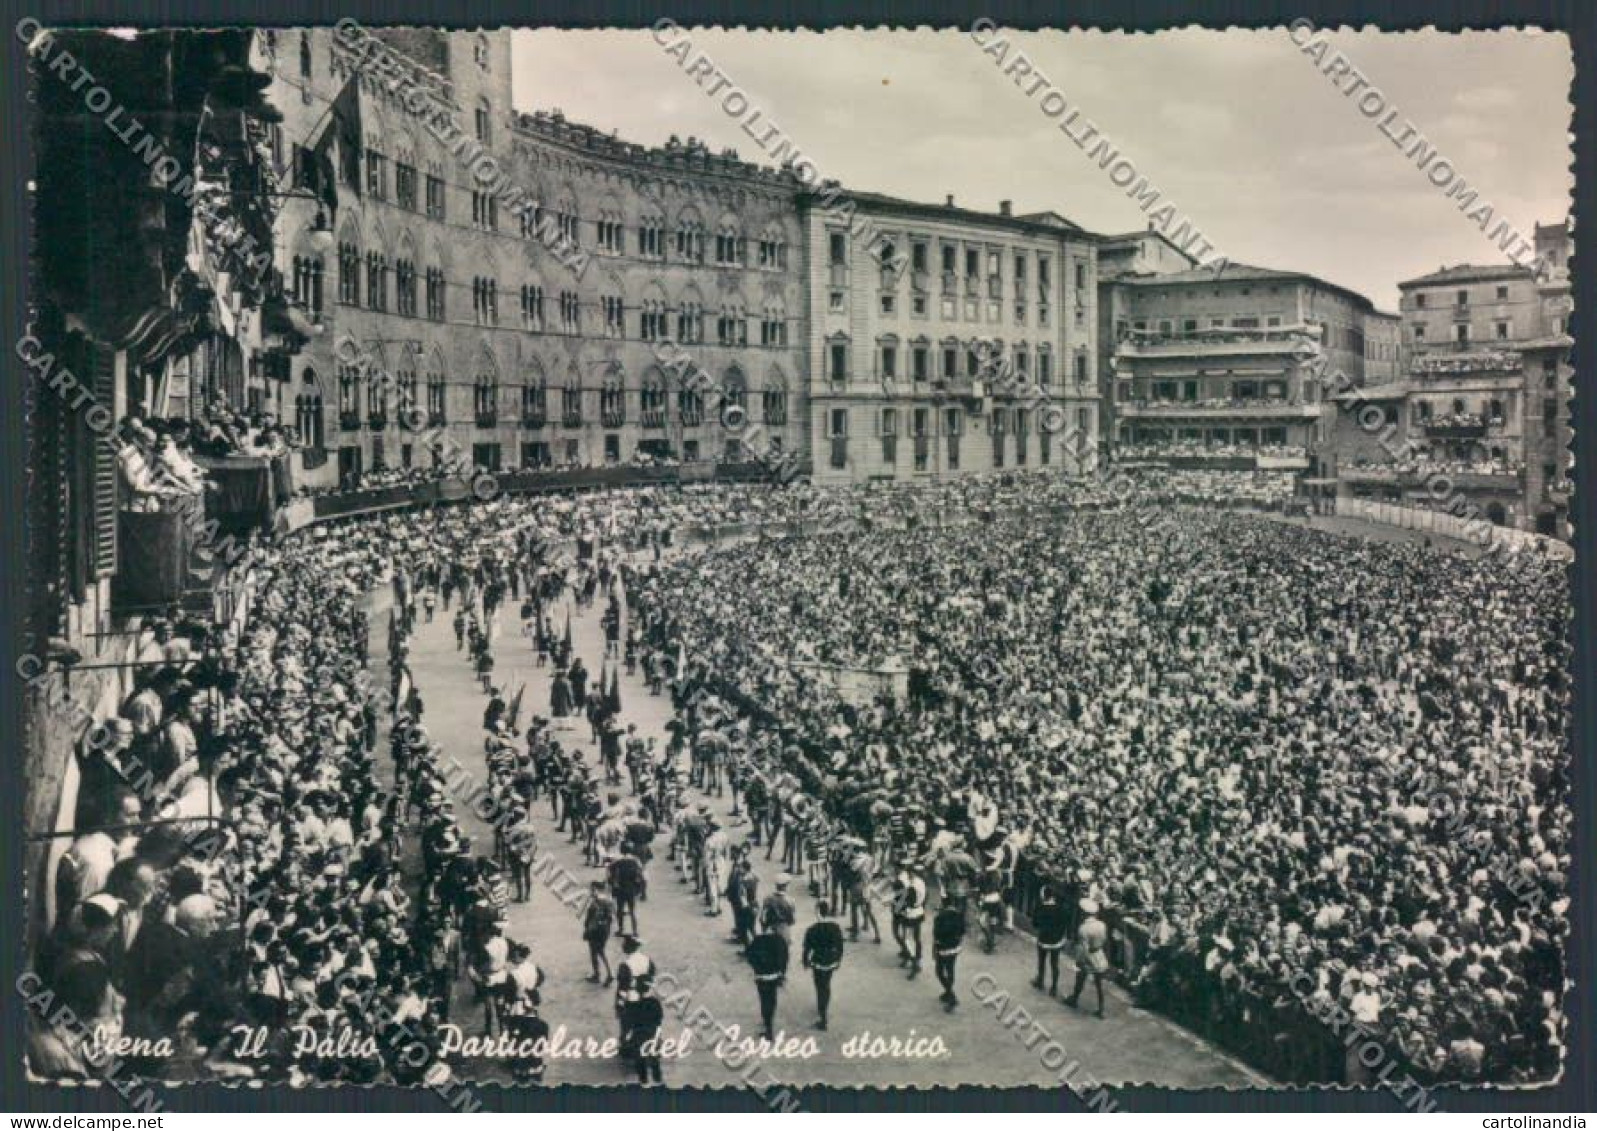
374,569,1269,1093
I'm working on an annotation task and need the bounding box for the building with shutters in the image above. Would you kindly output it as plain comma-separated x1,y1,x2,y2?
25,25,288,938
1105,265,1401,486
1331,218,1573,537
804,191,1101,483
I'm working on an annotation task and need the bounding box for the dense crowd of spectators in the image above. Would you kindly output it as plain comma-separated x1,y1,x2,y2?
117,403,297,512
32,466,1569,1087
1115,442,1309,462
626,495,1571,1083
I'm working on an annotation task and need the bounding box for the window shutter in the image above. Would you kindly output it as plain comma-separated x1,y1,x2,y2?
89,344,118,580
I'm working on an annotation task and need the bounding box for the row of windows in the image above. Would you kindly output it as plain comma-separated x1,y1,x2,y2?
1411,321,1518,344
1412,284,1516,308
826,341,1086,385
843,288,1073,329
329,367,788,429
822,406,1091,471
1121,315,1287,336
1123,378,1293,403
339,434,784,476
828,232,1083,291
345,146,793,270
331,247,794,343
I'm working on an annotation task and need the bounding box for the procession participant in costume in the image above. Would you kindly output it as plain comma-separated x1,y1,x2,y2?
801,901,846,1031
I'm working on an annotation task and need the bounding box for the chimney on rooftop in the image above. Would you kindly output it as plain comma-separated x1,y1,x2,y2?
999,199,1012,216
946,194,955,207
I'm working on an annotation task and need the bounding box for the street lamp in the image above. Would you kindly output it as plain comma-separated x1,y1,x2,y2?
234,185,336,253
306,205,335,254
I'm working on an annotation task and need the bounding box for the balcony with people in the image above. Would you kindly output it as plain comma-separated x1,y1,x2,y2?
1115,323,1320,360
1117,373,1319,420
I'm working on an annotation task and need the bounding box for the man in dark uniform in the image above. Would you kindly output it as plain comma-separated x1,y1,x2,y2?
932,899,966,1012
599,716,624,785
582,879,616,986
620,974,665,1086
728,856,759,950
801,901,845,1031
608,846,645,936
746,923,790,1041
743,772,769,845
1032,886,1069,996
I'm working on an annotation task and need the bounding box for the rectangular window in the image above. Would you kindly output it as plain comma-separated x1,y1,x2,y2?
395,163,416,210
829,232,847,266
365,150,386,199
829,343,848,382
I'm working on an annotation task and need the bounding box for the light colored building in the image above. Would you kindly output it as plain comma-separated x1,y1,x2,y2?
1333,218,1572,536
1105,265,1394,480
804,190,1100,483
1095,230,1201,460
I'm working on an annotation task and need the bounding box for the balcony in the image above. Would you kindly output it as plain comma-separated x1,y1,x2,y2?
1409,349,1522,377
339,411,361,432
1118,399,1322,420
1116,327,1318,360
1420,413,1487,438
367,412,387,430
1340,460,1522,489
641,409,667,429
562,411,583,429
521,413,546,429
475,411,499,428
1115,442,1309,470
428,410,447,427
601,410,626,429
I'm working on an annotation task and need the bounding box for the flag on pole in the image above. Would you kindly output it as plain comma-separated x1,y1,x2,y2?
507,683,526,730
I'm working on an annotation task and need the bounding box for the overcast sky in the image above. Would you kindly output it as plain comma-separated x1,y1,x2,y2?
511,26,1571,310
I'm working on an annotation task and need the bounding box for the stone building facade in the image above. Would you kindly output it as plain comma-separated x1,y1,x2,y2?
1333,219,1573,536
258,26,808,482
805,192,1100,483
1106,265,1399,477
